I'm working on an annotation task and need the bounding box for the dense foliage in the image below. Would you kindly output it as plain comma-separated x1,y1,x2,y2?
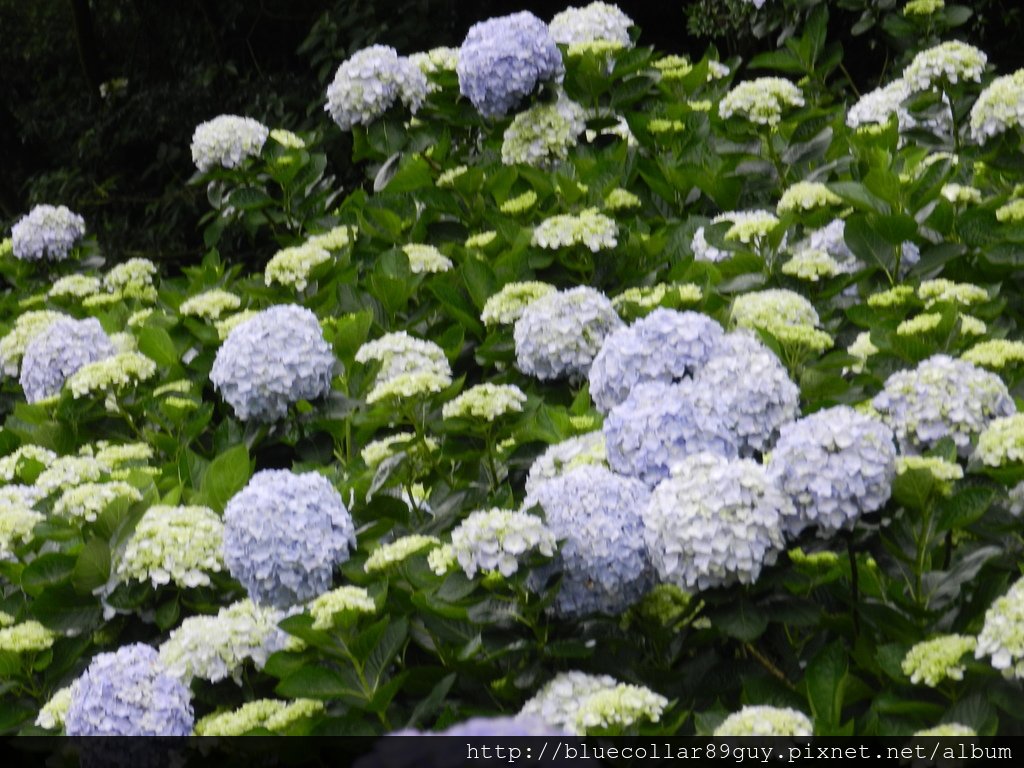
5,0,1024,738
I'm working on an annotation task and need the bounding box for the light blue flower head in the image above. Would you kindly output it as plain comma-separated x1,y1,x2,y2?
64,643,193,736
20,317,115,403
604,380,737,487
223,469,356,608
457,11,564,118
767,405,896,537
11,204,86,261
525,465,651,617
589,309,724,413
210,304,335,421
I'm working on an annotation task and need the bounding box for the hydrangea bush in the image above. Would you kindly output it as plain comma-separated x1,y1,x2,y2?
4,0,1024,740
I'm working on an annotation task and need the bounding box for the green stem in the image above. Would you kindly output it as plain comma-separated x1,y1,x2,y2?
847,534,860,638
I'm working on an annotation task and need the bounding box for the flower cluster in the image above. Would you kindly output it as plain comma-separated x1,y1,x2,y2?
731,288,820,332
104,258,158,297
501,98,586,167
325,45,427,131
903,41,987,93
442,383,527,422
918,278,988,306
356,331,452,403
531,209,618,251
265,243,332,290
223,469,356,607
847,79,911,129
520,671,664,735
644,452,791,591
179,289,241,320
871,355,1015,456
191,115,269,171
525,431,608,495
722,210,781,244
691,226,729,263
117,505,225,589
963,339,1024,370
19,317,115,403
549,3,633,47
500,189,538,214
307,585,376,629
481,282,556,326
364,535,440,573
941,183,982,205
974,414,1024,467
10,204,86,261
36,687,72,731
0,501,43,560
514,286,623,380
49,274,101,299
195,699,324,736
782,248,842,281
66,351,157,399
719,78,805,126
713,706,813,737
589,309,724,413
777,181,841,214
976,577,1024,679
971,70,1024,142
450,508,556,577
211,304,335,421
0,620,55,653
402,243,453,274
0,310,65,376
767,407,896,537
902,634,976,686
159,599,293,684
457,12,564,119
410,46,459,77
65,643,193,736
525,465,650,616
53,481,142,522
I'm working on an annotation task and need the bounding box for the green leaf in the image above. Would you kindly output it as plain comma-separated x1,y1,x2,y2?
935,487,993,532
30,585,100,634
329,311,373,361
845,215,896,275
805,641,848,734
712,601,768,641
21,553,76,597
226,186,272,210
136,326,179,368
406,673,456,728
275,665,363,700
365,616,409,691
382,154,432,194
199,444,251,512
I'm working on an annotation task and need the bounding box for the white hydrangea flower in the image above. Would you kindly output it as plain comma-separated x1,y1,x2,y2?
500,189,539,214
721,210,781,244
364,535,440,573
269,128,305,149
356,332,452,404
940,183,982,205
465,231,497,249
117,505,225,588
0,620,56,653
903,41,987,93
847,78,911,129
402,244,453,274
66,352,157,399
691,226,729,263
159,599,295,684
442,383,526,422
215,310,259,340
53,482,142,523
915,723,977,737
549,3,633,47
525,431,608,496
976,577,1024,679
325,45,427,131
179,289,241,320
777,181,841,214
307,225,353,252
450,508,556,577
520,671,664,736
0,310,66,376
265,243,332,291
481,282,557,327
191,115,269,172
34,455,109,495
10,205,86,261
532,209,618,251
36,686,73,731
714,706,813,736
902,634,976,686
573,685,668,734
195,699,324,736
0,445,56,482
410,47,459,77
719,78,804,126
501,97,586,167
731,288,819,331
971,70,1024,142
360,432,437,470
307,585,376,630
974,414,1024,466
782,248,842,281
918,278,988,306
643,452,791,591
963,339,1024,370
104,258,158,296
49,274,101,299
0,503,44,560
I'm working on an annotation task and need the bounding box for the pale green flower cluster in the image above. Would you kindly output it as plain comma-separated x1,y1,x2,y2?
427,543,457,575
915,723,977,736
366,371,450,403
573,685,668,734
976,577,1024,679
970,70,1024,142
36,686,73,731
196,699,324,736
53,481,142,523
66,352,157,399
91,441,154,467
34,455,108,495
0,237,11,259
364,534,440,573
500,190,538,214
903,41,987,93
449,508,557,578
868,285,916,308
357,332,452,404
731,288,820,332
0,620,55,653
847,332,879,374
612,283,702,316
567,40,625,58
0,612,12,627
919,278,988,306
128,308,154,327
721,210,780,244
940,183,982,205
465,231,497,249
0,310,64,376
636,583,694,626
648,118,685,134
307,585,376,629
997,199,1024,222
216,310,259,340
153,380,192,397
532,209,618,251
653,54,692,79
403,243,453,274
960,315,987,336
713,706,814,737
896,455,963,494
501,100,585,167
963,339,1024,369
782,248,841,281
117,505,225,588
719,77,805,126
269,129,305,149
0,444,56,482
777,182,841,214
904,0,944,15
410,46,458,75
49,275,101,299
0,503,43,559
360,432,437,470
442,383,527,421
265,243,331,291
179,289,241,320
104,258,158,300
897,312,942,336
902,634,976,686
788,548,841,571
307,225,353,251
974,414,1024,466
481,282,557,326
605,188,642,210
437,165,468,187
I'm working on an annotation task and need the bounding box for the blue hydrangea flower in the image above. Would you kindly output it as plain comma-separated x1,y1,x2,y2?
457,12,564,118
767,406,896,537
326,45,428,131
525,465,651,617
692,331,800,456
64,643,193,736
11,204,86,261
223,469,356,608
19,317,114,403
604,380,737,487
589,309,724,413
210,304,335,422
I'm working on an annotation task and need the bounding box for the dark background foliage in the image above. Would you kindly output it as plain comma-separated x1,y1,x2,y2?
2,0,1022,266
